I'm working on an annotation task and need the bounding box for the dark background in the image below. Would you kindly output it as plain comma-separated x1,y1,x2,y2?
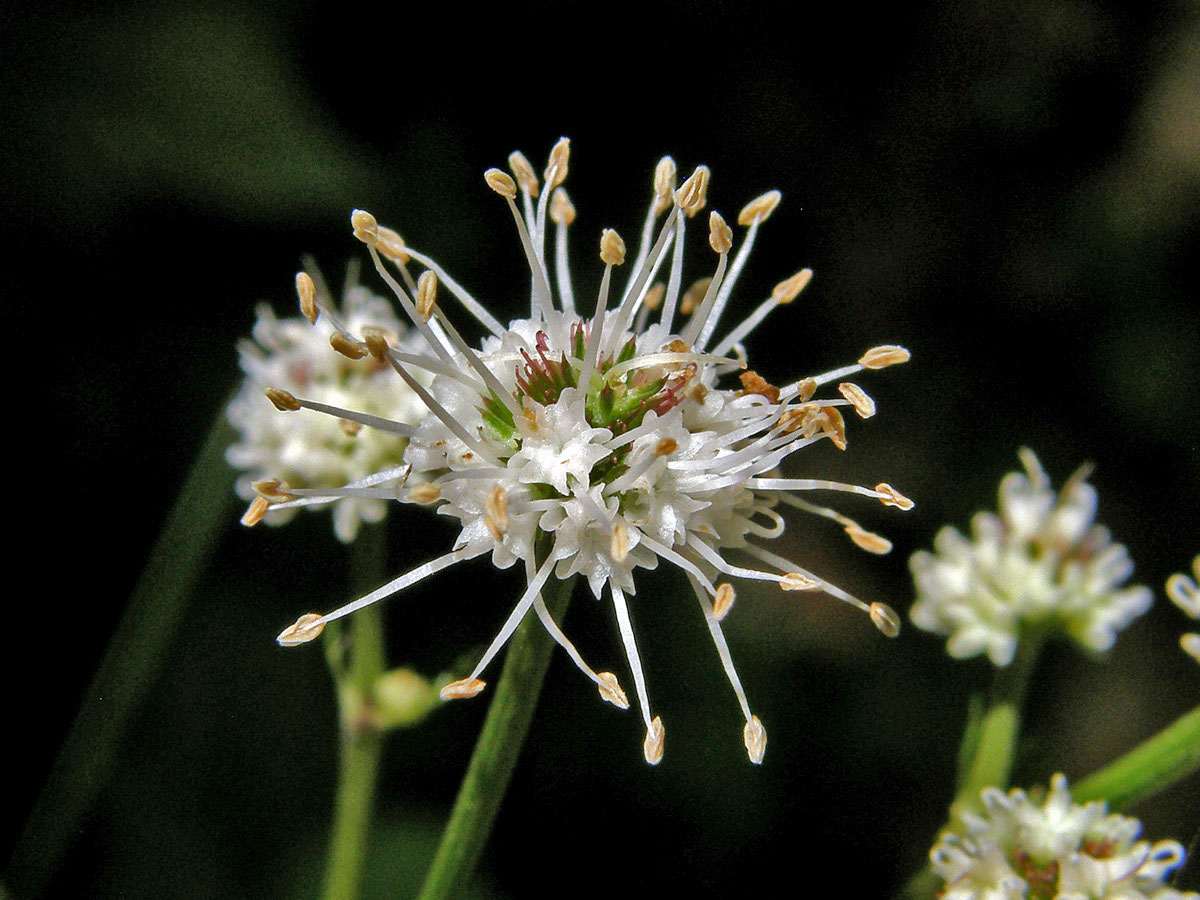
3,0,1198,897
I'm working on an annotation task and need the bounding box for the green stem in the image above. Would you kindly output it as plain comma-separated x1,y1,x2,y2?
5,409,237,898
949,633,1043,825
1074,703,1200,811
417,575,575,900
323,524,389,900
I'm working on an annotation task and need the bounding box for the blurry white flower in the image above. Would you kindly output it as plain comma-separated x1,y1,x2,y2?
261,139,914,764
227,265,429,542
931,773,1197,900
1166,556,1200,663
910,448,1152,666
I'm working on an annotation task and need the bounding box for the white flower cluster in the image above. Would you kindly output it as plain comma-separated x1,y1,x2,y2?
931,774,1197,900
1166,556,1200,663
227,271,428,542
257,139,914,764
910,449,1152,666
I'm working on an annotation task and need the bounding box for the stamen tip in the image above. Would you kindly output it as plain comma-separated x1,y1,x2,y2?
643,716,665,765
600,228,626,266
507,150,540,197
277,613,325,646
713,583,736,621
859,345,911,369
265,387,301,411
550,187,576,226
484,168,518,200
295,271,319,324
780,572,820,591
743,715,767,764
708,211,732,254
875,483,915,511
241,495,270,527
737,189,782,226
350,209,378,245
440,677,487,701
597,672,630,709
772,268,813,305
869,602,902,638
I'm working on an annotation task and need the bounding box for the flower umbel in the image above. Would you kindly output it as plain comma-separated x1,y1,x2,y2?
227,263,429,542
910,449,1152,666
262,139,913,764
930,774,1198,900
1166,556,1200,664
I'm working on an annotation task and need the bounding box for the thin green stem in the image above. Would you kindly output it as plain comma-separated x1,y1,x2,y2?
323,525,389,900
6,409,237,898
949,633,1043,825
417,575,575,900
1074,703,1200,811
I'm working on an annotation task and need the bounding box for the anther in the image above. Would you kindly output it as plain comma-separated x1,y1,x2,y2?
642,282,665,311
675,165,711,217
416,270,438,321
277,613,326,646
772,269,813,304
596,672,630,709
484,168,518,199
252,479,293,502
241,496,270,527
654,438,678,457
507,150,540,197
550,188,576,226
874,483,915,511
485,484,509,538
869,602,902,638
295,271,319,324
600,228,626,266
339,418,362,437
351,209,378,245
713,583,736,621
737,190,782,226
780,572,820,591
361,326,394,361
845,523,893,554
440,677,487,700
878,482,912,511
407,482,443,505
330,332,368,360
743,715,767,764
859,345,911,369
610,522,630,563
680,278,712,315
708,211,733,254
652,156,677,215
643,716,665,765
838,382,876,418
739,371,781,403
265,387,301,411
794,377,817,402
375,226,411,263
544,137,570,188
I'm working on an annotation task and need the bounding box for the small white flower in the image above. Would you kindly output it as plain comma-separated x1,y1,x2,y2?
226,265,429,542
910,448,1152,666
263,140,914,764
931,774,1198,900
1166,556,1200,663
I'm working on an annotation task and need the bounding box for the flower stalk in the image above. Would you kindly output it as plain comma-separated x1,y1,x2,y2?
417,574,576,900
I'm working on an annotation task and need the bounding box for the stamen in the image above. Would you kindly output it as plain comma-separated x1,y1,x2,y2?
529,592,628,709
440,678,487,700
610,583,656,738
597,672,631,709
461,555,557,684
484,168,518,199
679,278,712,316
286,396,417,437
845,523,893,554
295,271,319,324
859,345,911,369
875,483,915,510
643,717,665,766
686,574,758,748
708,211,733,254
330,332,369,360
350,209,379,245
544,137,570,188
780,572,821,591
550,188,575,225
652,156,677,216
276,613,325,646
416,271,438,321
265,387,301,411
507,151,540,197
838,383,876,418
713,583,736,621
675,165,711,217
869,602,902,638
600,228,627,266
551,188,577,314
241,496,270,527
743,716,767,764
737,190,782,225
709,269,812,358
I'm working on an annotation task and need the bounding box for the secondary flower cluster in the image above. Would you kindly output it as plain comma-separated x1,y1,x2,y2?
1166,556,1200,663
228,270,428,543
910,449,1152,666
248,139,914,764
931,774,1197,900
